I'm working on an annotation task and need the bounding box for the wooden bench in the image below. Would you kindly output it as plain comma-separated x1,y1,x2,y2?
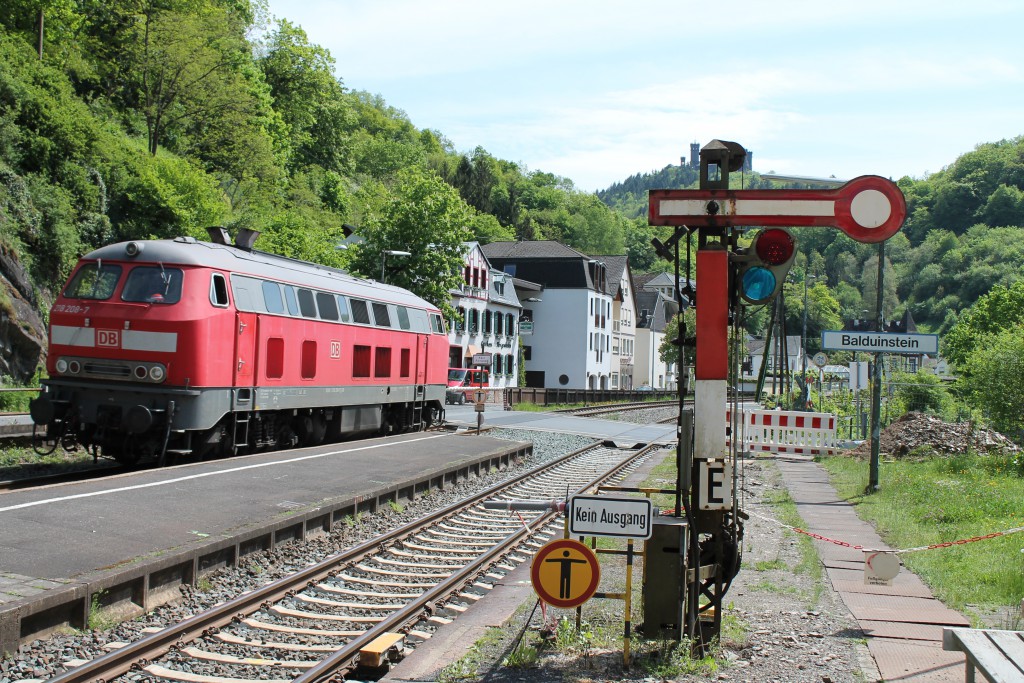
942,627,1024,682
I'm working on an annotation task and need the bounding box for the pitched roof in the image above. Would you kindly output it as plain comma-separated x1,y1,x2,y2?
481,240,587,259
593,254,629,298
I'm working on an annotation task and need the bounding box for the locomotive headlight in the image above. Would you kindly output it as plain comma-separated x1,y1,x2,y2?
67,360,81,374
149,365,166,382
134,365,148,379
55,358,68,373
125,241,144,257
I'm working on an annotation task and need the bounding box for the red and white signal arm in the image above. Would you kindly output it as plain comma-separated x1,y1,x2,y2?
649,175,906,244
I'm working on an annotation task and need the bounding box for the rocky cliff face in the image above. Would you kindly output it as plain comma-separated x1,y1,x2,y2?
0,243,48,385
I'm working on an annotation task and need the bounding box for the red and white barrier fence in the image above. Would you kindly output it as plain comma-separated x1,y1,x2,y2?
727,408,839,456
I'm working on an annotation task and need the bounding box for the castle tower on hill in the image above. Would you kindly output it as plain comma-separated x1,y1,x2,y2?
682,140,752,172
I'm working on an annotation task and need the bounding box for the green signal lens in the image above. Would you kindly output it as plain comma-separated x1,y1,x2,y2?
742,266,776,302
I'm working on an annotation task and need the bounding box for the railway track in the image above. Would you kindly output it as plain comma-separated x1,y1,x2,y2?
556,399,685,417
49,440,661,683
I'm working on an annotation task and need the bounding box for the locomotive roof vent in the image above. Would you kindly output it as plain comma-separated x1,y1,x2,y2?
125,241,144,257
206,226,231,245
235,228,260,251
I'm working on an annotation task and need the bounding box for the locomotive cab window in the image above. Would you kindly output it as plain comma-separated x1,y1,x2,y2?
210,273,229,307
122,265,183,304
64,262,122,300
430,313,446,334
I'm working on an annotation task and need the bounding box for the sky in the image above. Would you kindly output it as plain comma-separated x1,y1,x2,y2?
263,0,1024,193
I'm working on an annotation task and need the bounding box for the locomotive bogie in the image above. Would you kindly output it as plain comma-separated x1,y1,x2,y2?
32,236,449,465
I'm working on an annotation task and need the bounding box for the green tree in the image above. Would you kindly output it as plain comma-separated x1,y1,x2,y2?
943,281,1024,366
889,370,950,415
957,326,1024,438
349,167,472,317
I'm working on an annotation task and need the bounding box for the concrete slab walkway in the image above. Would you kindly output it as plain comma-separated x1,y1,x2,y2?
775,454,971,682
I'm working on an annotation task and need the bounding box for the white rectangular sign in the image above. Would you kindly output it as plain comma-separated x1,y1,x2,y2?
569,495,652,539
698,461,733,511
821,331,938,355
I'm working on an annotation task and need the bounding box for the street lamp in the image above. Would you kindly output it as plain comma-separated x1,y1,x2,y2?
380,250,411,283
800,274,818,410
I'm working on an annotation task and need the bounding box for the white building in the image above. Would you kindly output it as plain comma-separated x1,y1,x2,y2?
482,241,614,389
447,242,521,389
634,290,678,389
595,255,637,390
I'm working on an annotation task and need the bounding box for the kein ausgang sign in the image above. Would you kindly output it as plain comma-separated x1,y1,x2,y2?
821,331,938,355
569,495,653,539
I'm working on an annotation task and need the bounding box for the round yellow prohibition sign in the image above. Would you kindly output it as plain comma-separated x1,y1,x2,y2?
530,538,600,609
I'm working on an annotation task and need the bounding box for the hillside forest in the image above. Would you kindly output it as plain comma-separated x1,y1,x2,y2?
1,0,1023,438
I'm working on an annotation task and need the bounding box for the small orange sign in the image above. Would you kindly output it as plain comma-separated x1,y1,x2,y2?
530,539,600,608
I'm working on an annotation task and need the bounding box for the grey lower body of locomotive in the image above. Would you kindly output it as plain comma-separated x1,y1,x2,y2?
30,379,446,464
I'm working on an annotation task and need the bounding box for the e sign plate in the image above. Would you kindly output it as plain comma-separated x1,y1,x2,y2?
569,495,653,539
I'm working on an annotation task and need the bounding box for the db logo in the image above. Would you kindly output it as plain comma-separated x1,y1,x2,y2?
97,330,120,348
330,341,341,359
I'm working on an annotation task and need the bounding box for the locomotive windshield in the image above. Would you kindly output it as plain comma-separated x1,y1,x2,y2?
121,265,183,304
64,262,122,300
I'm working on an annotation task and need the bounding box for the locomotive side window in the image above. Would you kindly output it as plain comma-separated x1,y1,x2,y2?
122,266,183,304
316,292,339,321
263,281,285,314
210,273,229,307
266,338,285,378
396,306,411,330
372,303,391,328
335,295,350,323
374,347,392,377
283,286,299,316
351,299,372,325
229,275,262,312
297,288,317,318
400,348,410,377
64,263,122,300
353,345,371,377
301,340,317,379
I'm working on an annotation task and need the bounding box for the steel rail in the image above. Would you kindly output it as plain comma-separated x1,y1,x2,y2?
48,439,658,683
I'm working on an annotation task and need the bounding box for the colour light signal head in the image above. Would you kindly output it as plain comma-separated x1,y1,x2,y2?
737,228,796,305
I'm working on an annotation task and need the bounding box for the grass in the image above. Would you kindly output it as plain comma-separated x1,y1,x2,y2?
819,451,1024,614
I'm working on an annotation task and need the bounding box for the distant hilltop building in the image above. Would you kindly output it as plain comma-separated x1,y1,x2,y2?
684,140,752,172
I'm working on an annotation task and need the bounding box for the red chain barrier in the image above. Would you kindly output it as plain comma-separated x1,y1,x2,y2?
792,528,864,549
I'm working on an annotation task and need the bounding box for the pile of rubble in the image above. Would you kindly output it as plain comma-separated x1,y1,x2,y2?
847,411,1021,458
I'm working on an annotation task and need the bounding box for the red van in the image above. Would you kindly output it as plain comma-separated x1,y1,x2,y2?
446,368,489,404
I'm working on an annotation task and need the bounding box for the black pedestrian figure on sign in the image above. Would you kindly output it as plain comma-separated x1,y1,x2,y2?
545,550,587,599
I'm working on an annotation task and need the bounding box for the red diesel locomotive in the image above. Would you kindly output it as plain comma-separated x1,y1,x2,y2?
30,229,449,465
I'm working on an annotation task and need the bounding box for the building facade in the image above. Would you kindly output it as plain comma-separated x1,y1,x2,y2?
482,241,614,390
447,242,521,389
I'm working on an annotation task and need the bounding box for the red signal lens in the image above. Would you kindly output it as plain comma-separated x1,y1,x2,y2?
755,229,795,265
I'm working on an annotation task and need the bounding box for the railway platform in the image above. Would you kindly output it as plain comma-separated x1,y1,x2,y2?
0,431,530,653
